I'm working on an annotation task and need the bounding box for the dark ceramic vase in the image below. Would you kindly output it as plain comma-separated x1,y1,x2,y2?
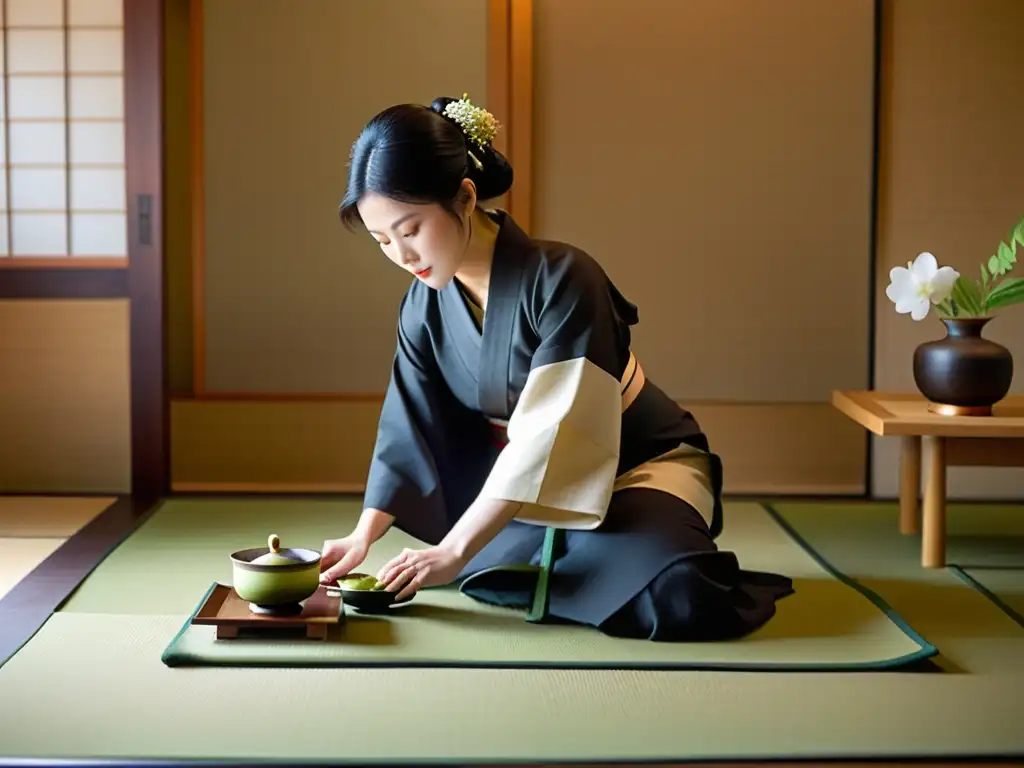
913,317,1013,416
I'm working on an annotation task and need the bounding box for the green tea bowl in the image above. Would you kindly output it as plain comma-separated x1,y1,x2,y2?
328,572,415,613
229,534,322,615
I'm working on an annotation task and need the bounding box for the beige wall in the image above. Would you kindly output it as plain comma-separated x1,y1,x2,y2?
200,0,489,394
157,0,1018,499
532,0,876,403
167,0,876,495
0,300,131,493
169,399,866,495
528,0,875,494
871,0,1024,500
4,1,1019,499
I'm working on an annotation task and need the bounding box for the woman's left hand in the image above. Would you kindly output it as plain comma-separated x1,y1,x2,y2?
376,544,468,601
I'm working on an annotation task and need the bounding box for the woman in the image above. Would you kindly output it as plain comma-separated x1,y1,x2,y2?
319,95,793,641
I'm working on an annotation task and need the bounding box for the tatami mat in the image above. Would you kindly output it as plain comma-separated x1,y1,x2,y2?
0,609,1019,763
0,496,1021,763
53,497,933,671
768,501,1024,676
951,566,1024,629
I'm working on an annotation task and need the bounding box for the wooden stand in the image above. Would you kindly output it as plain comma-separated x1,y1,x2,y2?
190,583,343,640
833,391,1024,567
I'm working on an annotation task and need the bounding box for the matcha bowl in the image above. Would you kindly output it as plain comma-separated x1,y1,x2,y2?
229,534,322,615
328,572,415,613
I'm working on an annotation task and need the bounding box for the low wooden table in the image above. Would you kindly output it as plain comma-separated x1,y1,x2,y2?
832,391,1024,568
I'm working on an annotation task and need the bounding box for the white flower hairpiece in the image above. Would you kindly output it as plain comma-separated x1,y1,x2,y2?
443,93,500,171
443,93,500,148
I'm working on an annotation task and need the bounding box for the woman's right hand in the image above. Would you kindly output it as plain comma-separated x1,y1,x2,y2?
319,534,370,584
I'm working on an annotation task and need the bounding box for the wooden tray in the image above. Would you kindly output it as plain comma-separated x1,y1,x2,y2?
191,583,343,640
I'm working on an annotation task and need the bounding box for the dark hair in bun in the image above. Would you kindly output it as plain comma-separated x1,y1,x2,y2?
339,95,514,230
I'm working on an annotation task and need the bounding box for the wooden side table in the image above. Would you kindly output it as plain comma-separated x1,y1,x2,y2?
832,391,1024,568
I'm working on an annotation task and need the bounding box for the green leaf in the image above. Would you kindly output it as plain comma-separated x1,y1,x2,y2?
951,276,984,316
981,262,990,288
999,240,1016,268
984,276,1024,311
989,254,1004,276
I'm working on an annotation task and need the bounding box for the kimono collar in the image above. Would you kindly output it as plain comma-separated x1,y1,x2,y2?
476,208,531,418
485,209,533,255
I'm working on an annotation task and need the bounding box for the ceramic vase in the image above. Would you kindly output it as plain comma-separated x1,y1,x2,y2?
912,317,1013,416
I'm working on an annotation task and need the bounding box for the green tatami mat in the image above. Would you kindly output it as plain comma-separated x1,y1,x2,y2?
921,501,1024,630
0,610,1015,765
60,497,933,670
0,610,1020,764
2,496,1021,763
768,501,1024,675
951,567,1024,628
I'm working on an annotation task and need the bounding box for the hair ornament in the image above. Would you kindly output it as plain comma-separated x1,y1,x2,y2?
443,93,500,171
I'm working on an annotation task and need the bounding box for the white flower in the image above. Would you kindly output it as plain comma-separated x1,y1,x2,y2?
885,252,959,321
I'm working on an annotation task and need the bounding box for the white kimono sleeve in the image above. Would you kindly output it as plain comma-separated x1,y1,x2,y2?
480,254,634,530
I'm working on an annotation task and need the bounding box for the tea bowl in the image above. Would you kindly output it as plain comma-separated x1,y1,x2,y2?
229,534,322,615
328,572,414,613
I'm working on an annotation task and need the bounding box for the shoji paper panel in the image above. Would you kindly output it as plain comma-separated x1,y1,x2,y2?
1,0,126,259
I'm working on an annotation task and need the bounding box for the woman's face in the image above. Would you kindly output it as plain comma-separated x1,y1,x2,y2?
357,190,472,290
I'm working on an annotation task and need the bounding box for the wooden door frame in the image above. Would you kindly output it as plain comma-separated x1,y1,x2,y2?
0,0,167,669
0,0,168,504
125,0,169,505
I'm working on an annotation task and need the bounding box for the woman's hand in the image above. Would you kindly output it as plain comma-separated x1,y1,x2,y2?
318,533,371,585
376,544,469,601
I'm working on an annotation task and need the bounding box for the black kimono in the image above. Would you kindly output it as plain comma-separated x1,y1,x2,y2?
364,210,793,641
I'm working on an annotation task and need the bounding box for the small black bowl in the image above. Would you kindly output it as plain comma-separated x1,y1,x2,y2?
329,572,414,613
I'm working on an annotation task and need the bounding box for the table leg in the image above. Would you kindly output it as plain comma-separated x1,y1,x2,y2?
921,435,947,568
899,435,921,534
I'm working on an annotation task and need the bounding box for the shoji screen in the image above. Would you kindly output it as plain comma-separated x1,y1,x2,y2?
1,0,125,262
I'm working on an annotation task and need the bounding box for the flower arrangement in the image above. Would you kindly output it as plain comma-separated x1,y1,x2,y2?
886,215,1024,322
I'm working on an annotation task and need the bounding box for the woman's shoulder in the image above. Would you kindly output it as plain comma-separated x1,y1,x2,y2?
494,210,608,288
395,278,441,346
506,222,638,327
523,235,612,299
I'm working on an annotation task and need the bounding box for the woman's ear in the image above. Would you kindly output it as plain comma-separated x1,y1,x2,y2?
456,178,478,220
